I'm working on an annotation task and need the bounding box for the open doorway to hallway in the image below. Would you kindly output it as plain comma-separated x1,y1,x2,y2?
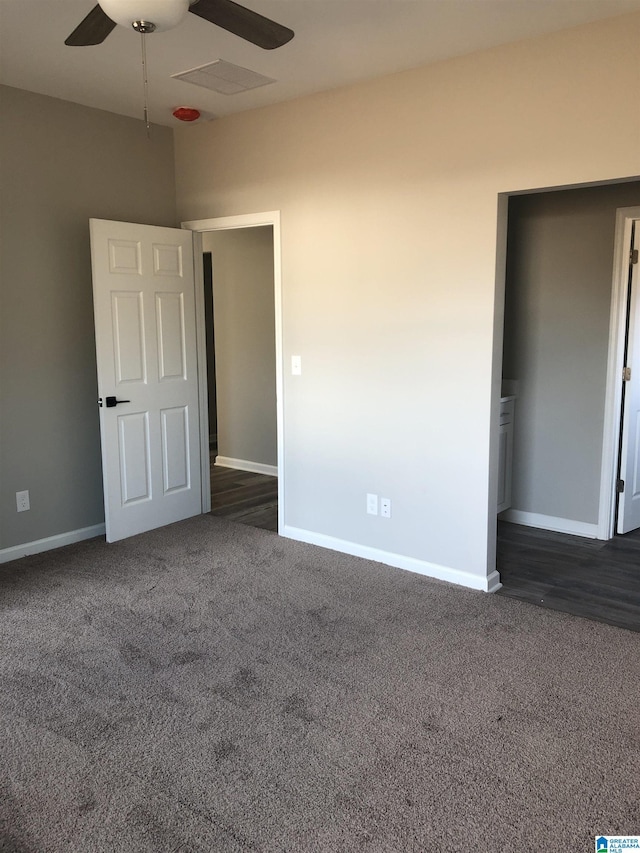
201,227,279,532
209,463,278,531
497,522,640,632
496,180,640,632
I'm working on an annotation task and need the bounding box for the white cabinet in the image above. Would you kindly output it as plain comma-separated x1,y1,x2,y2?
497,396,515,513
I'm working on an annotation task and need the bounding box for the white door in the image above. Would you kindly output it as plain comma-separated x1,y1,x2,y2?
618,223,640,533
90,219,202,542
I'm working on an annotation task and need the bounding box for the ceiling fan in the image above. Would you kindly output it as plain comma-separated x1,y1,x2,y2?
65,0,294,50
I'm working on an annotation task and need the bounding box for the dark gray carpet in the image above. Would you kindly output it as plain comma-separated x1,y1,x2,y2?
1,514,639,852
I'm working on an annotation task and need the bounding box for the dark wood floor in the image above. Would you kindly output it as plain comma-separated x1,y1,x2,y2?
210,461,278,532
497,521,640,633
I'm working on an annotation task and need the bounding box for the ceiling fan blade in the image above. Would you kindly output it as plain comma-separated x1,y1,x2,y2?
65,4,117,46
188,0,294,49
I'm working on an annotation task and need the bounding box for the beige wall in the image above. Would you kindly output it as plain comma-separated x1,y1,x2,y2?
503,183,640,527
174,13,640,587
202,227,276,468
0,85,177,553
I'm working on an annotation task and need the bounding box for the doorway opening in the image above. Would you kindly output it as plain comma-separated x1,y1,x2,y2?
493,180,640,632
182,212,284,534
203,230,278,531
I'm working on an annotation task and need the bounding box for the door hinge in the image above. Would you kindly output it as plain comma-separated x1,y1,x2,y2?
631,249,639,265
617,478,625,493
623,366,632,381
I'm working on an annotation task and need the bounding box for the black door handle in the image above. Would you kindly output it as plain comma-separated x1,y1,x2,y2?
98,396,131,408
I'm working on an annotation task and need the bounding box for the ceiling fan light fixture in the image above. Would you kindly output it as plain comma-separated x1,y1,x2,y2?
99,0,190,32
65,0,293,49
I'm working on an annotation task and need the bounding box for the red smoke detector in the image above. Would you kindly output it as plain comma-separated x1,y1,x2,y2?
172,106,200,122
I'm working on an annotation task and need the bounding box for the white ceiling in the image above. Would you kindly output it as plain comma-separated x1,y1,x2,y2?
2,0,640,128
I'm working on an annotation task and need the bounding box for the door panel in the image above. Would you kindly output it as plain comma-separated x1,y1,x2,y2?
153,242,183,276
113,292,146,382
119,412,151,504
91,219,202,542
161,406,191,493
157,292,186,380
109,239,142,274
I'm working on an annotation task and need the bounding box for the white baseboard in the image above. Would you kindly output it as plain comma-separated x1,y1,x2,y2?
486,570,503,593
500,509,598,539
281,525,501,592
0,519,504,592
215,456,277,477
0,523,106,565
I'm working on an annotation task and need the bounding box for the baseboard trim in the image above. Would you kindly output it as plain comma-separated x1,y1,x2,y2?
281,525,499,592
0,524,106,565
215,456,277,477
500,509,598,539
486,570,503,593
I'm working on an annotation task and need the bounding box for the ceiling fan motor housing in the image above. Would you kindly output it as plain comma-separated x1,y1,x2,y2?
99,0,190,31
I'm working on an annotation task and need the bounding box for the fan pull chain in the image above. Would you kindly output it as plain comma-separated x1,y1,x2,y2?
140,31,150,138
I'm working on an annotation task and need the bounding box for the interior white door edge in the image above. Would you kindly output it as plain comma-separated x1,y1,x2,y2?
599,206,640,539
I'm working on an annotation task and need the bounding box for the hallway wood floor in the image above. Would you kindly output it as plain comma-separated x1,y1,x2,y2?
497,521,640,633
210,462,278,532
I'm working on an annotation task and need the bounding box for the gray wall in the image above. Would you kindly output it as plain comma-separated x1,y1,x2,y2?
202,228,276,469
0,85,177,552
503,182,640,524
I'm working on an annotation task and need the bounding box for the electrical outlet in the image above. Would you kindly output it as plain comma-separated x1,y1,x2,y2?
16,490,30,512
366,493,378,515
381,498,391,518
291,355,302,375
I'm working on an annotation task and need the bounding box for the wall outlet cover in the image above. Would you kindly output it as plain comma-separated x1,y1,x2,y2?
16,490,30,512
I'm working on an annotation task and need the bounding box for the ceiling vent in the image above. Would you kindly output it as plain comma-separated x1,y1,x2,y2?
171,59,275,95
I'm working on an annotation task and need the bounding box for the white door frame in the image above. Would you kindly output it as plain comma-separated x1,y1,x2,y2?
181,211,284,531
598,206,640,539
